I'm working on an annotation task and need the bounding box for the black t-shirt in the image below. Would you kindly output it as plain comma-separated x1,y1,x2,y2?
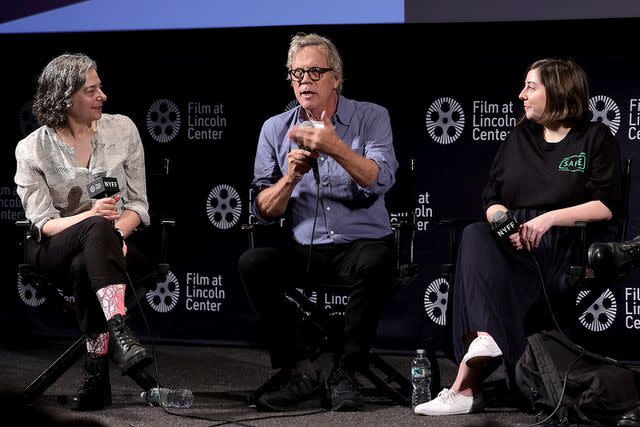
482,120,621,215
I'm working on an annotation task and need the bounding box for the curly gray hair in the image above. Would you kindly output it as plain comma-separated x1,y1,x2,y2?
33,53,97,128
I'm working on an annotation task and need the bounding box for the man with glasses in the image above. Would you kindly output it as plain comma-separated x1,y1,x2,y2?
238,32,398,412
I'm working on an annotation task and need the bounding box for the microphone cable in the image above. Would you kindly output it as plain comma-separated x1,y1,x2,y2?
124,270,163,403
306,176,321,274
123,269,331,427
298,119,322,273
125,251,231,422
127,270,249,425
525,249,585,427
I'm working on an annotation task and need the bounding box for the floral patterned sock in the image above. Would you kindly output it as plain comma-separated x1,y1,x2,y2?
86,332,109,356
96,284,126,321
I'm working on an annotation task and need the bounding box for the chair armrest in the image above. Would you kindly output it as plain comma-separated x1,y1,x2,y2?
390,220,416,232
241,220,287,250
438,218,482,270
438,218,481,227
15,220,32,268
16,219,31,229
390,219,419,287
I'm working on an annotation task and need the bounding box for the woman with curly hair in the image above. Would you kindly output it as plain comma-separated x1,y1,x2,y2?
15,53,152,411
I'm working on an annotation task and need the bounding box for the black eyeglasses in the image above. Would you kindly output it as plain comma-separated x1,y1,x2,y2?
288,67,334,82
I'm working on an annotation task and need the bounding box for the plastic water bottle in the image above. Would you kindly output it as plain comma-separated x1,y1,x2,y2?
410,348,431,409
141,387,193,408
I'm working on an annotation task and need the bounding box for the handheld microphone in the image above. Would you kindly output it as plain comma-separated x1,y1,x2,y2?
298,120,322,183
491,210,520,240
87,168,120,199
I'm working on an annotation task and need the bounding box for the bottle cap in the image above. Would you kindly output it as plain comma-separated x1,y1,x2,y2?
417,349,425,354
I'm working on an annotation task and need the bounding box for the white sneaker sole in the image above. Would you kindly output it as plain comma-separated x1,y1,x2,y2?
414,406,473,416
414,398,484,416
462,350,502,368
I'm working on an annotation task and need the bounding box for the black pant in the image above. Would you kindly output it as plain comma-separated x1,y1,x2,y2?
238,236,394,371
27,216,152,335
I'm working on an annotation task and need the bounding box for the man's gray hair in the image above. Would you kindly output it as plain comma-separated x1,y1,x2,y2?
286,33,343,94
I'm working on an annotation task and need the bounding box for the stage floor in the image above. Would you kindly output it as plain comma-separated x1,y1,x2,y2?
1,337,536,426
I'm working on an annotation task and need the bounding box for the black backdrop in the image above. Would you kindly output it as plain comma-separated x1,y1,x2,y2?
1,18,639,360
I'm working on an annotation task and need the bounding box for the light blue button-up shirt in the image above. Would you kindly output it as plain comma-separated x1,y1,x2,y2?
251,96,398,245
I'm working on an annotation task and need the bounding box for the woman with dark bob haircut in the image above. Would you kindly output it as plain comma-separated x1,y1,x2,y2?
416,58,621,416
15,53,152,411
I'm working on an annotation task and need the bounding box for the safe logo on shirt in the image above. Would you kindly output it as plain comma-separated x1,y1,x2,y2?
558,152,586,173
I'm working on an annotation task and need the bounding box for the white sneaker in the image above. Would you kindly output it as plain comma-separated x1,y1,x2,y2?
462,335,502,368
414,388,484,416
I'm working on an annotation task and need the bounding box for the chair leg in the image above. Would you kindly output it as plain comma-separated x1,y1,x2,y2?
358,365,410,406
23,335,160,404
127,366,160,390
359,352,440,407
369,354,413,394
350,353,415,406
23,336,86,403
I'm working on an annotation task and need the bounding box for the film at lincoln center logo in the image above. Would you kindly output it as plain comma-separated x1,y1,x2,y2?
576,288,617,332
146,271,180,313
589,95,620,136
147,98,181,143
424,277,449,326
425,97,465,145
206,184,242,230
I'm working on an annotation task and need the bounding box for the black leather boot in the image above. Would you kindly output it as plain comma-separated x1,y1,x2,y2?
107,314,151,374
71,354,111,411
617,402,640,426
588,235,640,279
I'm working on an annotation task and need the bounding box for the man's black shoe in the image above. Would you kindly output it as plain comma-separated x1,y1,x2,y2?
618,403,640,427
328,368,364,411
588,235,640,280
256,368,322,411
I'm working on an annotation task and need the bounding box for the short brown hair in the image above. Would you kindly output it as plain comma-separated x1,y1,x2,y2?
522,58,589,127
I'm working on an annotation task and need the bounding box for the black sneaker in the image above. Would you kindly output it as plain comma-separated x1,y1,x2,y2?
329,368,364,411
257,368,322,411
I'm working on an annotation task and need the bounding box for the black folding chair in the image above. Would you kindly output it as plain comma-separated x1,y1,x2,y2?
16,218,175,403
243,158,432,407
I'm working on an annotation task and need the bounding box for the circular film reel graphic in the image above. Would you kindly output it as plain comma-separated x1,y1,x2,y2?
206,184,242,230
425,97,465,145
146,271,180,313
424,277,449,326
577,288,616,332
17,275,48,307
291,288,318,305
589,95,619,136
285,99,299,112
18,102,38,137
147,98,181,143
